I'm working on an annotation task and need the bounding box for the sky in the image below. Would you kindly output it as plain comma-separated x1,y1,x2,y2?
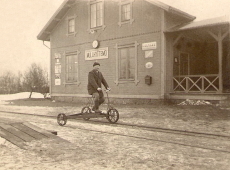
0,0,63,74
0,0,230,75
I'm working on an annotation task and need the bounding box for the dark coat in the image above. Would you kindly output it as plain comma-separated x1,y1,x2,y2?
87,69,109,95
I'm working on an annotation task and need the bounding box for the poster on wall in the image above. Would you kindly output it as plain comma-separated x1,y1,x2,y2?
55,79,61,85
55,64,61,74
54,55,61,85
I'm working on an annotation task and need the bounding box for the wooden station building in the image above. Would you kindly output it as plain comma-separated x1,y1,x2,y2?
37,0,230,103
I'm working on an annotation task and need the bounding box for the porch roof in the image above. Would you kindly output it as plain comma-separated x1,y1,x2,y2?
166,16,230,33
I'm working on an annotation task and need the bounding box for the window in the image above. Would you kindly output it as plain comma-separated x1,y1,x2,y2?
119,47,135,80
65,54,78,83
90,2,103,28
121,3,131,22
68,18,75,34
118,0,134,26
66,15,77,36
115,42,140,85
88,0,105,32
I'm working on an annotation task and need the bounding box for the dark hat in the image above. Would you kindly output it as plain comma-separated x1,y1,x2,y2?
93,62,100,67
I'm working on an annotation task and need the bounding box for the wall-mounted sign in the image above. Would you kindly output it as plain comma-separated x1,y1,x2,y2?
142,42,157,50
145,62,153,69
55,74,61,85
145,50,153,58
55,79,61,85
54,53,61,58
85,47,108,60
55,64,61,74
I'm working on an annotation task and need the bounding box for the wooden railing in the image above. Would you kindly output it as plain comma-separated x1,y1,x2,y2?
173,74,219,93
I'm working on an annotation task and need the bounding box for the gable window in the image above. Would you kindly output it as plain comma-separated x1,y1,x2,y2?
88,0,106,32
66,15,77,36
114,42,140,85
68,18,75,34
65,54,78,83
121,3,131,21
118,0,134,26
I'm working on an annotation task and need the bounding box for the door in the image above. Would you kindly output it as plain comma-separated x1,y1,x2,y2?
179,52,190,75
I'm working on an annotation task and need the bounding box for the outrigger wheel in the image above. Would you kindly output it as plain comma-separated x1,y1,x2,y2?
107,109,119,123
81,106,91,121
57,113,67,126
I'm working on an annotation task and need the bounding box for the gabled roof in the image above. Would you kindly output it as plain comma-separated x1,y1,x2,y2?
145,0,195,21
37,0,196,41
37,0,75,41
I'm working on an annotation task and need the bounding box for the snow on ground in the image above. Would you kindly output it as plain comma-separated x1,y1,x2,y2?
0,92,44,101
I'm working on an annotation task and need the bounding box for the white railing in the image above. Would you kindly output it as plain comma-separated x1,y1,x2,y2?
173,74,219,93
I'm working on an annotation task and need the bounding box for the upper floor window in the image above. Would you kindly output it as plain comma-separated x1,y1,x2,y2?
118,0,134,26
90,2,103,28
121,3,131,22
88,0,106,33
66,15,77,36
68,18,75,34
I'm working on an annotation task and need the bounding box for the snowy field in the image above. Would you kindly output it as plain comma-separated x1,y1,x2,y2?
0,92,45,102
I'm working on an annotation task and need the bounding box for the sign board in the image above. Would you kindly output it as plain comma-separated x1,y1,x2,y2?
145,50,153,58
55,64,61,74
55,79,61,85
54,53,61,58
85,47,108,60
142,42,157,50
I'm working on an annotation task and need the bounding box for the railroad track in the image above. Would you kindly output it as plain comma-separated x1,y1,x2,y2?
1,110,230,153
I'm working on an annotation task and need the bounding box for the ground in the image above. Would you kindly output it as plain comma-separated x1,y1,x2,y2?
0,93,230,169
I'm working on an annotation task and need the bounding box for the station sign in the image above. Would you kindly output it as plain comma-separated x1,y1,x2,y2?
85,47,108,60
142,42,157,50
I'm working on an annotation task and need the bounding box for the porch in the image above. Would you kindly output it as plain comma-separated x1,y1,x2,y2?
166,16,230,100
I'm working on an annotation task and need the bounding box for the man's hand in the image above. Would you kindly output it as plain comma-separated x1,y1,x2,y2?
105,88,111,92
97,88,102,91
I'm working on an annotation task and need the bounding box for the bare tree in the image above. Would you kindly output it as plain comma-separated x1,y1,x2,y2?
0,71,17,94
23,63,49,98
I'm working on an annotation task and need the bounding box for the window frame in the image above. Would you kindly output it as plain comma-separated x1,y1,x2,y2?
64,51,81,86
114,41,140,85
88,0,106,33
66,14,77,37
118,0,135,27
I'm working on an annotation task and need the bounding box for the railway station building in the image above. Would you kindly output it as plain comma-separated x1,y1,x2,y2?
37,0,230,103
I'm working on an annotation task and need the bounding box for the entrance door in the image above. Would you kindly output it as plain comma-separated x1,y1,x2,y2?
179,52,190,75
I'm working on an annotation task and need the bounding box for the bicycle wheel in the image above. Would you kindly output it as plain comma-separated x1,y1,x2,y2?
81,106,91,120
107,109,119,123
57,113,67,126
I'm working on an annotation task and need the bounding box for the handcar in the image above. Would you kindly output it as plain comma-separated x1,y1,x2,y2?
57,90,119,126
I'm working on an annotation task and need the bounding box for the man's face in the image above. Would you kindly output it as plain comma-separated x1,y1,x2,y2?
93,65,100,71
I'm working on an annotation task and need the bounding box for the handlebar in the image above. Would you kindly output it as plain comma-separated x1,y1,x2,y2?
105,89,111,93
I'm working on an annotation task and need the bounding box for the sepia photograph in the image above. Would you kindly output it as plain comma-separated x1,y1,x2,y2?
0,0,230,169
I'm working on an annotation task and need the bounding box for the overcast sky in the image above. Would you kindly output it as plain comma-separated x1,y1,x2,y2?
0,0,230,75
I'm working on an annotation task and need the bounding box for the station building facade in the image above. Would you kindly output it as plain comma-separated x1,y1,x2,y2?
38,0,230,103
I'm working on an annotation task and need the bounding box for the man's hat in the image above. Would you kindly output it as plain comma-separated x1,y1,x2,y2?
93,62,100,67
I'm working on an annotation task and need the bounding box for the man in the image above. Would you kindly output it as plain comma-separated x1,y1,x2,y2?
87,62,110,113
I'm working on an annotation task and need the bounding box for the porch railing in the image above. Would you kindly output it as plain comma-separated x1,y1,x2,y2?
173,74,219,93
